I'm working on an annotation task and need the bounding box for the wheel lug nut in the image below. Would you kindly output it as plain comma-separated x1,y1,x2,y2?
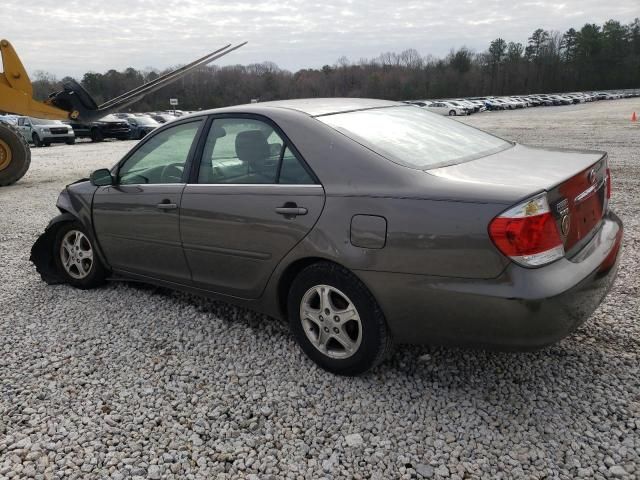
333,327,339,333
319,315,323,321
334,316,340,322
324,327,329,332
324,308,330,315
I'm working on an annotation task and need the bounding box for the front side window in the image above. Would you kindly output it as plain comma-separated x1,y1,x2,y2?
197,117,314,185
318,106,511,169
118,120,201,185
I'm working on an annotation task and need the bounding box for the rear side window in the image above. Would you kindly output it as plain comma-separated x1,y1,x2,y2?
197,118,315,185
318,106,512,169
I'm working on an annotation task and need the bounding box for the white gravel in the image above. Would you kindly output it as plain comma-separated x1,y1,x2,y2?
1,100,639,479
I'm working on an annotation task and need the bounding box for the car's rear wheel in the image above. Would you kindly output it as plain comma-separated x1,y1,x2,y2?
66,138,75,145
53,222,106,289
90,128,103,142
448,110,456,116
288,262,392,376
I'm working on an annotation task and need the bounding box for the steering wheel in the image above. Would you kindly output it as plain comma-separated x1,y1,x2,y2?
160,163,184,183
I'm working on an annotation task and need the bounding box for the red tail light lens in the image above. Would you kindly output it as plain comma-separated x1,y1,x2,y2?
489,193,564,267
605,167,611,199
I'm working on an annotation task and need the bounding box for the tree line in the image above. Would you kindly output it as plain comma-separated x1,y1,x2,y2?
31,18,640,112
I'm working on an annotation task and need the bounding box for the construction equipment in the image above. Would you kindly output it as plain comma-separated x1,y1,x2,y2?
0,39,246,186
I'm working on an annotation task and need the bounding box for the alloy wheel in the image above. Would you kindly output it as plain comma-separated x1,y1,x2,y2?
299,285,363,359
60,230,94,279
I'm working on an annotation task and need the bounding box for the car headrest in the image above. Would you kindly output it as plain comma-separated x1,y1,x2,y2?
211,125,226,139
235,130,269,164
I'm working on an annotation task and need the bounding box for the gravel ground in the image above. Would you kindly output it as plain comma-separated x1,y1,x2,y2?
1,100,639,480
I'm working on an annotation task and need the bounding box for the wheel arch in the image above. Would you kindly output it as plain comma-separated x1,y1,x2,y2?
276,257,376,321
30,209,111,284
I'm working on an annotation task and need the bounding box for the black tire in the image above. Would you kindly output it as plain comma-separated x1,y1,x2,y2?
287,262,392,376
66,138,75,145
53,221,106,289
448,110,456,116
32,133,43,147
90,128,103,142
0,122,31,186
44,141,51,147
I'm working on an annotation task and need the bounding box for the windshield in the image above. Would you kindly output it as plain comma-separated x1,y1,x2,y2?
318,106,512,169
30,118,63,125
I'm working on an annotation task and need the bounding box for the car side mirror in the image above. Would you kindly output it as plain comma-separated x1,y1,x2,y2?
90,168,114,186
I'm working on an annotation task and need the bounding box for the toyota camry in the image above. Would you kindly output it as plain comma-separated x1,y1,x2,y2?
31,98,623,375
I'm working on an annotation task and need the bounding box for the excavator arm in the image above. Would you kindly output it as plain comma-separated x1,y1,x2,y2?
0,39,71,120
0,38,246,186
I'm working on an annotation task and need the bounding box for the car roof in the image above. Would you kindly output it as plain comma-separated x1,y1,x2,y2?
193,98,402,118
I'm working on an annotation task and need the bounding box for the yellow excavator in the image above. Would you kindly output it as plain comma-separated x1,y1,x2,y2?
0,39,246,186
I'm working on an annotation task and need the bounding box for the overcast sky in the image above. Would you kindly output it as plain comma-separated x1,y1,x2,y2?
1,0,638,78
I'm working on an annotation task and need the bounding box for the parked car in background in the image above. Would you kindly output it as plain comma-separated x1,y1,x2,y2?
69,115,131,142
32,98,623,376
149,113,178,124
479,98,505,110
425,101,467,116
126,116,160,140
0,114,18,125
532,95,554,106
466,99,487,112
405,100,432,107
445,100,473,114
15,116,75,147
454,99,482,113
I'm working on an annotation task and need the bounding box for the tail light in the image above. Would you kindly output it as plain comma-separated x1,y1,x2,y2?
489,193,564,267
605,167,611,199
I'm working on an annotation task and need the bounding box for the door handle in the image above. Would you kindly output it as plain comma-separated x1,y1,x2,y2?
275,204,308,217
157,201,178,210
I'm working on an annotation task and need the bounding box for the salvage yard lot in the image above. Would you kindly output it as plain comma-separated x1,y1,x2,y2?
1,99,638,479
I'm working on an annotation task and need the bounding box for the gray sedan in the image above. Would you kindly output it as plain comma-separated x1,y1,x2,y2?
31,98,623,375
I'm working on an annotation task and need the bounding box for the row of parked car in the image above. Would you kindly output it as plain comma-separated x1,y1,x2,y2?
0,110,192,147
406,90,639,116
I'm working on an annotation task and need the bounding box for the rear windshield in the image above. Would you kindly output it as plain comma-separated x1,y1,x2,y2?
317,106,511,169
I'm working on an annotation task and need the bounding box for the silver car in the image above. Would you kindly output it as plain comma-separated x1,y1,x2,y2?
32,99,623,375
16,116,75,146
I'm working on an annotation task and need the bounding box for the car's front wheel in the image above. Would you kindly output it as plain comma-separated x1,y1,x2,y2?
288,262,392,376
448,110,456,116
53,222,106,289
32,133,43,147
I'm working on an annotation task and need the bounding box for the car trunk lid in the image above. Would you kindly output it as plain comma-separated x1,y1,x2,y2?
429,144,609,259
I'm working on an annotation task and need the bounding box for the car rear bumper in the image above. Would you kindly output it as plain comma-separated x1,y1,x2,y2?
357,211,623,349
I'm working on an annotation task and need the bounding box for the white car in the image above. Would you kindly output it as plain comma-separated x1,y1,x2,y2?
425,101,467,116
466,99,487,112
454,99,483,113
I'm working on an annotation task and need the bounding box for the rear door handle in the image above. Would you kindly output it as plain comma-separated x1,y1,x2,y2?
276,205,308,216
